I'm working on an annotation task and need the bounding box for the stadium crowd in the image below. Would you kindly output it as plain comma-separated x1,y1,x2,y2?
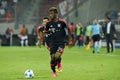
0,0,18,22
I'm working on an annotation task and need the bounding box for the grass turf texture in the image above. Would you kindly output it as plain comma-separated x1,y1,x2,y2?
0,46,120,80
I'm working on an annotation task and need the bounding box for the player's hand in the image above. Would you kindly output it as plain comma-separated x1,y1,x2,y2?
38,39,43,48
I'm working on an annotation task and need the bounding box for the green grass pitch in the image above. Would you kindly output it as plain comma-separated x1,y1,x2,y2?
0,46,120,80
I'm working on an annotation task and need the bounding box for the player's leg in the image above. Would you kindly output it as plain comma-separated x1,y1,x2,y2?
92,35,95,53
50,46,58,77
55,45,64,71
50,53,57,77
57,56,62,69
50,54,57,72
50,44,64,77
96,35,101,53
55,52,62,72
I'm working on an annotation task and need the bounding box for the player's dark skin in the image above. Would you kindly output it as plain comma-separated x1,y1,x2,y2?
49,11,62,59
49,10,73,61
39,7,73,74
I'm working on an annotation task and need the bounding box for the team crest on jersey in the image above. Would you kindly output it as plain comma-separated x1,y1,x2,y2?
58,24,61,27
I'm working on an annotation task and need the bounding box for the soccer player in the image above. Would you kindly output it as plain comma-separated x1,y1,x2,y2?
90,19,102,53
42,7,72,77
37,17,50,49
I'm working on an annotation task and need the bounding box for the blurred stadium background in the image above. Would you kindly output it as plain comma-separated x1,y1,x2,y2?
0,0,120,46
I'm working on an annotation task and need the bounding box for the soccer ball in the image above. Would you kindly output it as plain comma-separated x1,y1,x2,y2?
24,69,34,78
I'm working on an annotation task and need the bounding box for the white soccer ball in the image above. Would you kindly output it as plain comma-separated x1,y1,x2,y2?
24,69,34,78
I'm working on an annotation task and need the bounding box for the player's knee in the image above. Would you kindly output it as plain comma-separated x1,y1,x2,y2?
55,52,61,59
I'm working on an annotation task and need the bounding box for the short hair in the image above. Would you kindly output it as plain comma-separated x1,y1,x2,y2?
43,17,49,20
106,17,111,21
49,7,58,14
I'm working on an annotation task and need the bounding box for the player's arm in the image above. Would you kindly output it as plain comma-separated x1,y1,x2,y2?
37,26,45,47
39,32,45,47
37,26,42,47
40,23,50,47
64,25,73,48
62,20,73,48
